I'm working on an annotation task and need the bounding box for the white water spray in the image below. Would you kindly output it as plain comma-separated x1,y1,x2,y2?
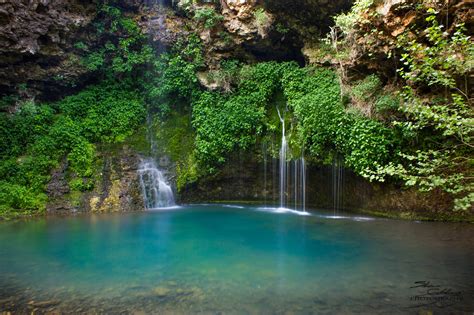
332,155,344,214
138,158,175,209
139,105,176,209
276,107,307,213
277,107,288,209
301,156,306,213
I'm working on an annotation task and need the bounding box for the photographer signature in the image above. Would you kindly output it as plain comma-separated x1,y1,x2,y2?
409,281,463,308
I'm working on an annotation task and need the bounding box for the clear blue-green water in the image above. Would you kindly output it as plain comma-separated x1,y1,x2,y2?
0,205,473,314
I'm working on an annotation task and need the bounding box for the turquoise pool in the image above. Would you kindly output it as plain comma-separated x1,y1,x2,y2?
0,205,473,314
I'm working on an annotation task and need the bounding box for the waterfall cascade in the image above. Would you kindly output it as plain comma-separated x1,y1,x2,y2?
138,158,175,209
138,109,176,209
276,107,307,213
332,155,344,214
277,108,288,209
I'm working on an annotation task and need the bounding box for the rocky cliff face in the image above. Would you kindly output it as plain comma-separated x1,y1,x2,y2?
0,0,353,99
311,0,473,78
0,0,98,100
46,144,144,214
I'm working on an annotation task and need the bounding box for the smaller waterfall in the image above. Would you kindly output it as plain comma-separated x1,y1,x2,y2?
276,107,307,213
277,107,288,209
294,159,298,210
138,158,175,209
292,157,306,213
262,142,268,207
301,156,306,213
332,155,344,214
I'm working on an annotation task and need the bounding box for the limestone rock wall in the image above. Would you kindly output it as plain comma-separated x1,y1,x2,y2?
0,0,98,99
0,0,356,99
46,145,144,214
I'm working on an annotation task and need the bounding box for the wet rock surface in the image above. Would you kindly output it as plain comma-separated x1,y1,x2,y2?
179,150,465,220
46,144,144,214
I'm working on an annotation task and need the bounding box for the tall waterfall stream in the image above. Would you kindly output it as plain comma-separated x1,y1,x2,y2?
138,111,176,209
277,107,307,213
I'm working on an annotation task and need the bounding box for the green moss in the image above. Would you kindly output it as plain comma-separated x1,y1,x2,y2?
351,74,382,103
156,111,195,162
122,125,151,155
155,110,199,191
67,190,83,208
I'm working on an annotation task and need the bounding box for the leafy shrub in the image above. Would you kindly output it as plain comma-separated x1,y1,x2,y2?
334,1,474,210
59,82,145,143
351,74,382,103
0,181,47,214
282,67,343,155
282,66,395,177
0,79,146,215
145,35,204,115
374,93,401,114
334,0,374,36
337,115,394,175
193,91,265,169
206,59,241,91
82,3,153,76
194,8,223,29
191,62,299,171
68,140,95,178
0,102,55,158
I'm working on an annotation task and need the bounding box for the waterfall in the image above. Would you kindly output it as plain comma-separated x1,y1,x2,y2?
277,108,288,209
262,142,268,207
146,110,157,156
139,104,176,209
301,156,306,213
276,107,307,213
294,159,298,210
332,155,344,214
138,158,175,209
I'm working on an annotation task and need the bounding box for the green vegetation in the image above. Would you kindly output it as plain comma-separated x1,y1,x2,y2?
332,0,473,210
193,62,288,171
155,111,198,191
144,35,204,116
81,2,153,76
194,8,223,29
350,75,382,104
1,0,471,217
334,0,374,36
373,11,473,210
254,8,269,27
282,67,394,176
0,2,150,218
0,82,145,218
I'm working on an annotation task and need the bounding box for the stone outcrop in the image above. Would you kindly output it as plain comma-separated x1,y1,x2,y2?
0,0,355,98
46,145,144,214
329,0,473,79
140,0,307,69
0,0,98,99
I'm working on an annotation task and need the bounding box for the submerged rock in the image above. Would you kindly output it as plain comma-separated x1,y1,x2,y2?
153,287,171,297
27,299,60,308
